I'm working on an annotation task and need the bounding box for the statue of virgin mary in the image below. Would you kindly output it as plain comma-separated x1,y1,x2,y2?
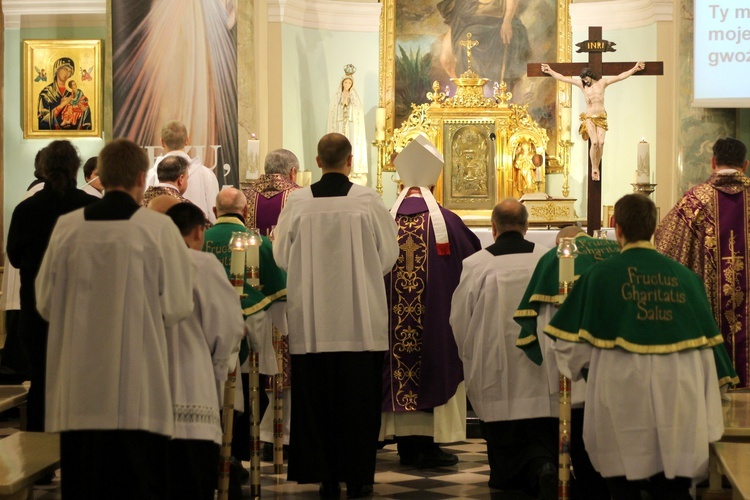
327,64,368,185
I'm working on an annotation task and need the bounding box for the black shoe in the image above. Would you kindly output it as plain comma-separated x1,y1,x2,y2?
414,448,459,468
319,481,341,498
346,483,373,498
229,456,249,484
399,453,419,466
537,462,558,500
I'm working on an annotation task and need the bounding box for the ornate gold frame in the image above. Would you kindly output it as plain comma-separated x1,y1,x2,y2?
23,39,102,138
378,0,572,194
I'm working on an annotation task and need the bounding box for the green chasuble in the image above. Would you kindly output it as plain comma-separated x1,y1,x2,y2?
203,215,287,316
203,215,287,364
514,235,620,364
544,241,739,386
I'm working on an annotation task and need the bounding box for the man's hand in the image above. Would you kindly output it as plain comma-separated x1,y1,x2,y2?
541,63,551,74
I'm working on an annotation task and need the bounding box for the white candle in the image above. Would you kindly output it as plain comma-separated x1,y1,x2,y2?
535,166,542,182
559,257,574,285
245,232,261,288
636,139,650,184
247,138,261,180
375,108,386,141
230,245,246,295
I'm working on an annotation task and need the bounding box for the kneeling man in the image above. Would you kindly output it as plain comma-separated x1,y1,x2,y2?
451,199,557,499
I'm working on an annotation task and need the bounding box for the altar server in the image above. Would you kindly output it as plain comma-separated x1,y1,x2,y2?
451,199,556,498
274,133,398,498
149,120,220,223
37,138,194,498
159,202,243,499
545,193,738,499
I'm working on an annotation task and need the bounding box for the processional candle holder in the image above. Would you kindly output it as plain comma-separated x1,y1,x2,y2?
218,232,248,500
556,236,578,500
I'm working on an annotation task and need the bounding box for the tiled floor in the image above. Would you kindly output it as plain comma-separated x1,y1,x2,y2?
25,439,527,499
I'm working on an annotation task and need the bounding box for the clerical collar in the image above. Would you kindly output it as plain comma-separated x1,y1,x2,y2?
216,213,246,225
497,231,524,241
716,168,741,175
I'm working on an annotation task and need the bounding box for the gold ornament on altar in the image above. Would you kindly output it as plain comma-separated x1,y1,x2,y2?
376,33,572,225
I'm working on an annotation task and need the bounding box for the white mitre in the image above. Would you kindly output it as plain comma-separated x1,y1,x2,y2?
391,134,451,255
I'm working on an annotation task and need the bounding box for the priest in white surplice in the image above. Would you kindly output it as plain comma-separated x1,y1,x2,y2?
450,199,557,500
273,133,398,499
36,139,194,499
162,202,245,500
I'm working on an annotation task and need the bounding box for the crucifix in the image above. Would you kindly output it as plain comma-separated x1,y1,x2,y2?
527,26,663,233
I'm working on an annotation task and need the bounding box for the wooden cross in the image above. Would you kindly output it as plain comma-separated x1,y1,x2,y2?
527,26,663,234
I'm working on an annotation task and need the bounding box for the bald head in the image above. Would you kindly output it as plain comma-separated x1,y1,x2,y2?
316,133,352,172
491,198,528,236
215,188,248,217
147,194,181,214
556,225,585,245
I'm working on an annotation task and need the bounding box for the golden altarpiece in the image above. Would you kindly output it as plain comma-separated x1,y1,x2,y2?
376,35,577,226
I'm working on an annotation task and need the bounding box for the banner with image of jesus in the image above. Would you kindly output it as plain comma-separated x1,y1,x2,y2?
111,0,239,187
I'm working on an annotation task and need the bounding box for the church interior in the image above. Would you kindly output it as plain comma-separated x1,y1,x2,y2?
0,0,749,498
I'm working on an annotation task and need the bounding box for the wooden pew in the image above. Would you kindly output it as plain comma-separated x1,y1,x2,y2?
0,432,59,500
710,442,750,500
706,391,750,499
0,386,28,431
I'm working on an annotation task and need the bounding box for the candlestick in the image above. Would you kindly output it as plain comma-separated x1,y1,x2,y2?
229,232,246,295
636,139,650,184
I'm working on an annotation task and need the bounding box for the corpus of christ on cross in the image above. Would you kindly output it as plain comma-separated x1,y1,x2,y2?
527,26,663,233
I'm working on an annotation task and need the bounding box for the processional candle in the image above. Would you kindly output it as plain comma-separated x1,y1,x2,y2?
245,230,261,288
229,232,247,295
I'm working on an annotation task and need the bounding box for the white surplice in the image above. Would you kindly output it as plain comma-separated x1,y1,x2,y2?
273,184,399,354
554,342,724,480
451,246,559,422
167,249,244,445
37,208,194,437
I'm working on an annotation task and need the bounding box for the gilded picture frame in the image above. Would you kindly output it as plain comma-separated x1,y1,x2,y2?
379,0,571,172
24,39,102,138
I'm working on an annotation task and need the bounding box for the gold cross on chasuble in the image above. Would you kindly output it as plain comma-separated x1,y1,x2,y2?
400,236,420,272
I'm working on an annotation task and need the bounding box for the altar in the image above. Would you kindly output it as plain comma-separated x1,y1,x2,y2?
376,34,576,227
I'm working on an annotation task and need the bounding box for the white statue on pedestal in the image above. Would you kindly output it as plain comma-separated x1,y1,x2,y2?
327,64,368,186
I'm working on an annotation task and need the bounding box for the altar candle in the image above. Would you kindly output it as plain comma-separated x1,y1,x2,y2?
230,233,246,295
536,166,542,182
375,108,386,141
637,139,650,184
245,232,261,288
247,138,260,180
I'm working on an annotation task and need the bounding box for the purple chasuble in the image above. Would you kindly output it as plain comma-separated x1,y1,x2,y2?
243,174,300,235
715,188,749,385
383,197,481,412
656,172,750,387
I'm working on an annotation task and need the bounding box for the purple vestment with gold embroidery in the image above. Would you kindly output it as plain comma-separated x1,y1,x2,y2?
655,171,750,387
383,197,481,412
242,174,300,235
